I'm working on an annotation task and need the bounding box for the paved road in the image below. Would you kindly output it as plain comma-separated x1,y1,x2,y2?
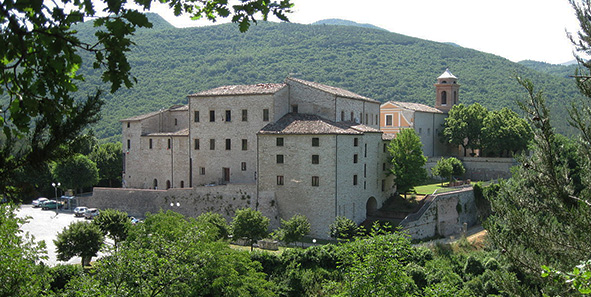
17,204,103,266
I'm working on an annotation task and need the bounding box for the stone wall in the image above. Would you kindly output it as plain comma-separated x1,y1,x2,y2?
79,184,279,227
400,187,477,240
426,157,516,181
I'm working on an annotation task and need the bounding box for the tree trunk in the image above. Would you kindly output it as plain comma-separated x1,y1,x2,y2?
82,255,92,267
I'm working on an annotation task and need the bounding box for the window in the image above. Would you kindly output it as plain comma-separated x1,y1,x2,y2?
364,181,366,190
225,139,231,150
149,138,153,149
167,139,171,149
386,114,393,126
359,112,363,123
180,181,184,188
364,164,367,178
194,139,200,150
441,91,447,105
454,91,457,104
312,137,319,147
383,143,387,153
174,118,178,126
194,111,200,122
210,139,215,150
127,139,130,150
350,112,354,121
312,155,319,164
341,111,344,121
383,163,386,171
376,115,378,125
225,110,231,122
241,162,247,171
312,176,319,187
354,137,359,147
427,128,431,135
276,154,284,164
242,109,248,121
263,109,269,121
292,104,298,113
209,110,215,122
353,175,358,185
127,122,130,128
277,175,284,185
365,113,368,124
200,167,205,175
353,154,358,163
382,180,385,191
242,139,248,150
364,143,367,157
276,137,284,146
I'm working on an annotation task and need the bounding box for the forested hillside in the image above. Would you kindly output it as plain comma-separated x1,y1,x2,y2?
73,14,581,141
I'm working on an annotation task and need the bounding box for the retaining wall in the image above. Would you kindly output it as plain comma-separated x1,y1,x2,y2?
426,157,516,181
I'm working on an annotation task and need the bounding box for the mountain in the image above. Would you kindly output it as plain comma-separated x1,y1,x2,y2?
518,60,578,78
72,14,581,141
312,19,387,31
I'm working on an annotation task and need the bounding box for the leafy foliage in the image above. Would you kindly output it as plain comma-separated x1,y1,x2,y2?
442,103,488,156
432,157,465,184
482,107,532,157
51,154,99,192
276,214,311,245
92,208,131,246
388,128,428,195
195,211,230,240
54,221,104,266
89,142,123,187
329,216,358,240
231,208,270,251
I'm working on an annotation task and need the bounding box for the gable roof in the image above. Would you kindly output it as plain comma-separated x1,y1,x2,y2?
259,113,381,135
121,105,188,122
189,83,286,97
382,101,444,114
286,77,379,103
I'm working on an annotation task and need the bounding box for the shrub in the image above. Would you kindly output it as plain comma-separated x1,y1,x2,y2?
329,216,358,240
48,264,84,293
463,255,485,276
406,263,428,289
484,257,500,271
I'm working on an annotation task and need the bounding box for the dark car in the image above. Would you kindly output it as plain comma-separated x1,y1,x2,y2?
41,200,63,210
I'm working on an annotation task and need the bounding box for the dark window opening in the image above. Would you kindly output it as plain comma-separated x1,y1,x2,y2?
312,137,319,147
194,139,199,150
194,111,200,122
210,139,215,150
225,139,231,150
210,110,215,122
277,175,284,185
312,155,319,164
149,138,153,149
225,110,231,122
276,137,284,146
242,139,248,150
276,154,284,164
263,109,269,121
312,176,319,187
242,109,248,121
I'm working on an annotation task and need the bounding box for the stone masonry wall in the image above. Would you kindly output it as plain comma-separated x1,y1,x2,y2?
400,187,477,240
426,157,516,181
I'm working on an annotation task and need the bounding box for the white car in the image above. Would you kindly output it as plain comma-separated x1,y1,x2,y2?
73,206,88,217
32,197,49,207
84,208,99,220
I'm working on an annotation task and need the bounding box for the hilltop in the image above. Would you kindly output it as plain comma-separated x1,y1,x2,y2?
72,14,581,141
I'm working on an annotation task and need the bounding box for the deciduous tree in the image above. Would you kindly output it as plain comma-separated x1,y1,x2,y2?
277,214,311,245
231,208,270,251
92,209,131,247
329,216,358,240
55,221,104,266
388,128,428,197
442,103,488,156
89,142,123,187
431,157,465,185
51,154,99,193
481,108,532,157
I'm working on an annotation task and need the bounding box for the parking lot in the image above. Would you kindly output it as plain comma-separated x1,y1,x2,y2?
17,204,107,266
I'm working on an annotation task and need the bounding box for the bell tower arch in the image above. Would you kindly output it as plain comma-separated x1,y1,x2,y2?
435,68,460,112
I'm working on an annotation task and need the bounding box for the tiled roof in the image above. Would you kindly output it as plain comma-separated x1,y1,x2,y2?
384,101,444,114
189,83,286,97
286,77,379,103
259,113,381,135
382,133,396,141
438,68,457,79
143,128,189,137
121,105,188,122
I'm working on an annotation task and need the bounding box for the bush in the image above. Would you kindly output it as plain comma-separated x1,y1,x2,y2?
329,216,358,240
463,256,485,276
48,264,84,293
406,263,428,289
250,250,284,276
484,257,500,271
409,247,434,266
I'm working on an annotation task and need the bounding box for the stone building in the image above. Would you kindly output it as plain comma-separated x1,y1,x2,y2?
379,69,458,156
121,77,393,237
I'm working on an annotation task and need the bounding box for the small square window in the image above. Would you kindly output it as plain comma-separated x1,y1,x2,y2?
276,137,284,147
194,139,200,150
194,110,200,122
241,162,247,171
263,109,269,121
292,104,298,113
312,155,319,164
225,110,231,122
277,175,284,185
226,139,231,150
354,137,359,147
242,139,248,151
210,139,215,150
276,154,284,164
312,176,319,187
242,109,248,121
312,137,319,147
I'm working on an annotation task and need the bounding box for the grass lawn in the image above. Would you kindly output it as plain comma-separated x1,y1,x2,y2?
414,182,460,195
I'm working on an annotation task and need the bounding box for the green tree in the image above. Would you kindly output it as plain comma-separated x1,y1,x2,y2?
277,214,311,246
89,142,123,187
329,216,358,240
51,154,99,193
442,103,489,156
55,221,104,266
0,204,49,296
481,107,532,157
195,211,230,240
231,208,270,251
432,157,465,185
92,209,131,247
0,0,292,201
388,128,428,197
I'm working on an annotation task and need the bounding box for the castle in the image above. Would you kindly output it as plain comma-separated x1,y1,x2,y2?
120,71,458,237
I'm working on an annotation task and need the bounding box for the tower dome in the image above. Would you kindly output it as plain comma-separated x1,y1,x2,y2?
435,68,460,112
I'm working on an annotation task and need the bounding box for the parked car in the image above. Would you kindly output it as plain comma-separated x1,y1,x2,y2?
73,206,88,217
84,208,99,220
32,197,49,207
41,200,63,210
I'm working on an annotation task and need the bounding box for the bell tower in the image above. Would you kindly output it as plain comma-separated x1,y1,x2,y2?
435,68,460,112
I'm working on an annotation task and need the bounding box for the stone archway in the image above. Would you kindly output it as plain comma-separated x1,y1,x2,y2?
366,196,378,216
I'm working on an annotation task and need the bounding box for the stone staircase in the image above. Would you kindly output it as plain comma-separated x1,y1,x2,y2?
361,195,428,229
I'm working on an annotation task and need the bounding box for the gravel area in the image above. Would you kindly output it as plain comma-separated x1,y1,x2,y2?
16,204,107,266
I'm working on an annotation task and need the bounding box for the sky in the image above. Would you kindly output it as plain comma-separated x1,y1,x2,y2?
148,0,582,65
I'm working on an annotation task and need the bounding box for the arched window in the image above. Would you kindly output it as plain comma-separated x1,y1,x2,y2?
166,180,171,189
441,91,447,105
153,179,158,189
